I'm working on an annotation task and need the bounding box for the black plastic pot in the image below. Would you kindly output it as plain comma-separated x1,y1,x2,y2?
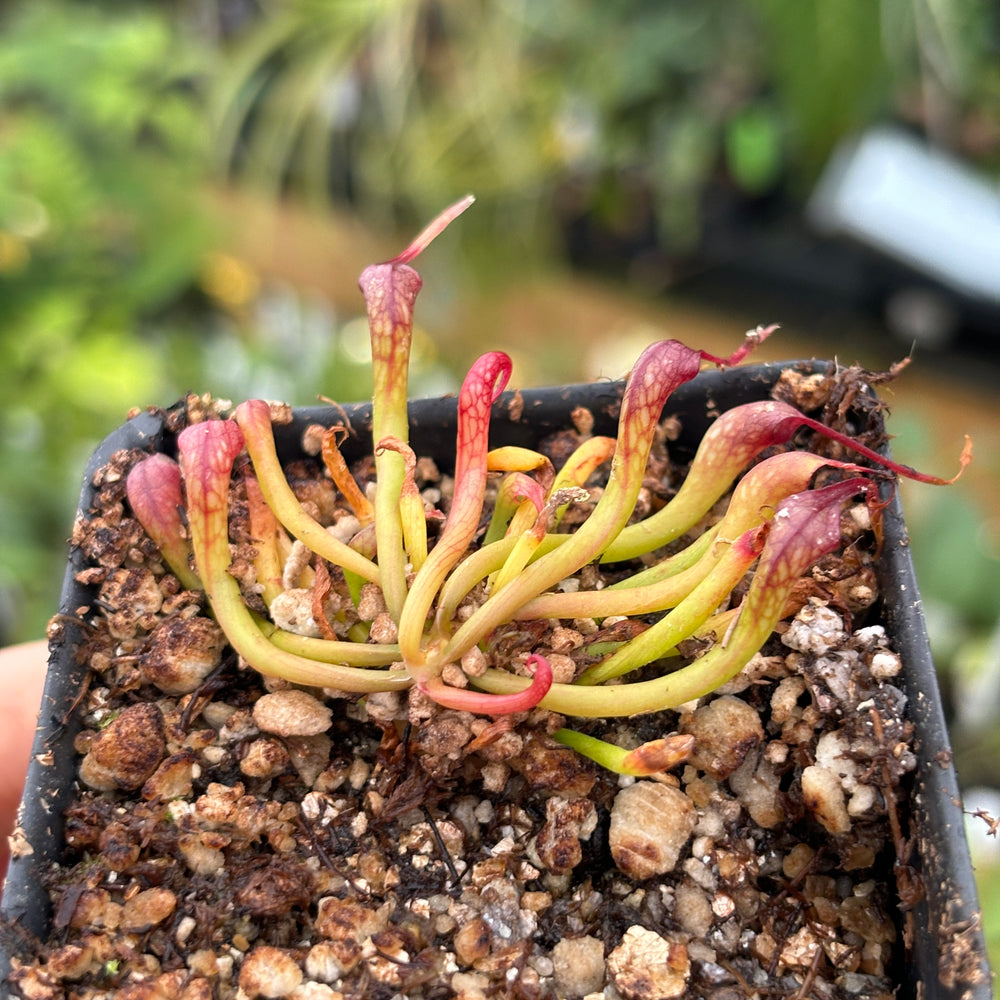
1,362,991,998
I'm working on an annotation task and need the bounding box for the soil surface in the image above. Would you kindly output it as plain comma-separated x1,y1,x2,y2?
5,367,921,1000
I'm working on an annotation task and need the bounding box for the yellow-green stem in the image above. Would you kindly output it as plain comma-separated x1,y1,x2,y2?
235,401,381,585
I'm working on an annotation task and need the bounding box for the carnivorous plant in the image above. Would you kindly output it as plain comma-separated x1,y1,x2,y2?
126,198,969,775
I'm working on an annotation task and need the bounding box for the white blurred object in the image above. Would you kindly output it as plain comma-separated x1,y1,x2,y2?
963,786,1000,868
809,126,1000,344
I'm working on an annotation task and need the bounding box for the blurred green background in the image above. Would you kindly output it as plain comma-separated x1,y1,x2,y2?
1,0,999,962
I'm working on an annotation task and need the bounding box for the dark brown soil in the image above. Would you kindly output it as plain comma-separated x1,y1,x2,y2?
5,367,920,1000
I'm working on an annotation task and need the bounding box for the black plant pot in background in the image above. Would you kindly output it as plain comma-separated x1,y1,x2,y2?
0,362,991,999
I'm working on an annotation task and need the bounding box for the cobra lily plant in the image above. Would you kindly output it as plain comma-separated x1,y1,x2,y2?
126,197,970,776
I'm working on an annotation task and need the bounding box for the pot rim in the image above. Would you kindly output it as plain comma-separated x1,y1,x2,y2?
1,361,989,998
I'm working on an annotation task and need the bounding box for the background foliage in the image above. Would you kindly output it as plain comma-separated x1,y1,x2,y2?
0,2,212,642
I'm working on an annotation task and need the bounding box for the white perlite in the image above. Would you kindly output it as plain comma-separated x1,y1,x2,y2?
607,925,690,999
239,945,303,998
253,689,332,737
781,600,848,655
609,781,695,880
550,935,606,997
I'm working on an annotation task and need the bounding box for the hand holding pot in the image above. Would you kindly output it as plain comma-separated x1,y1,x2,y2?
0,639,47,893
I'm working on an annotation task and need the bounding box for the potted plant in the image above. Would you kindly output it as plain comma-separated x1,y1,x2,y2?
1,200,990,1000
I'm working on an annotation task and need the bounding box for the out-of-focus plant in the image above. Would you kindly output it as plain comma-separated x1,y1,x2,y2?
749,0,1000,183
214,0,1000,264
0,2,467,644
212,0,567,271
213,0,767,256
902,454,1000,786
0,2,392,643
0,1,217,642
